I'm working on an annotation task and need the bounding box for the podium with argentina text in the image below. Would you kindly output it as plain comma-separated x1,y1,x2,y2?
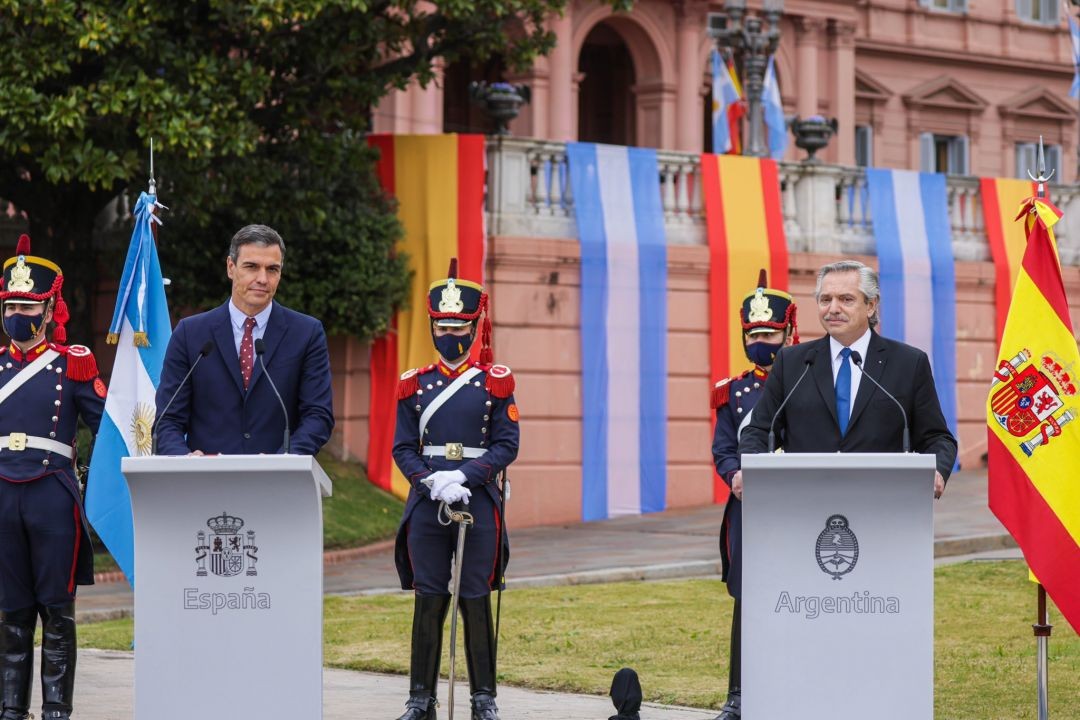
740,453,936,720
122,455,332,719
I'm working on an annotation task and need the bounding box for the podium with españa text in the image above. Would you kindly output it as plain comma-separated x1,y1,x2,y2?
741,453,936,720
122,455,332,719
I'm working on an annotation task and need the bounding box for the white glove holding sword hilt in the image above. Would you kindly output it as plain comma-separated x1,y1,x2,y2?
425,469,471,504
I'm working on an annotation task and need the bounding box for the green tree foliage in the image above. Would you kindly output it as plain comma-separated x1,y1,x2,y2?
0,0,631,340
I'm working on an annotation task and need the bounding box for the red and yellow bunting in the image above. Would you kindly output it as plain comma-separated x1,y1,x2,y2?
367,134,487,499
701,154,789,502
987,195,1080,633
980,178,1037,342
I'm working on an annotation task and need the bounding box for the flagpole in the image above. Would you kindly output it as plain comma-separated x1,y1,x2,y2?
1035,585,1051,720
1028,136,1053,720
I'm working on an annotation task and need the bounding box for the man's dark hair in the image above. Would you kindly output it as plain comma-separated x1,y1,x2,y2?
228,224,286,266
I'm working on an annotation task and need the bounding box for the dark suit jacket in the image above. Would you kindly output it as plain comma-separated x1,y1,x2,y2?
739,332,957,479
155,301,334,456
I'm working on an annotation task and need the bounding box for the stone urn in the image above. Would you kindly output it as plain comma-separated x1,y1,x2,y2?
469,81,531,135
790,115,839,163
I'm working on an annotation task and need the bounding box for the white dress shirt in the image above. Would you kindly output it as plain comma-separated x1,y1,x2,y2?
228,300,273,356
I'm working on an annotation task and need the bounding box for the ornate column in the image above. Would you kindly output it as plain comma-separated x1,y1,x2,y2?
794,16,824,120
548,9,576,141
830,20,856,165
675,1,707,152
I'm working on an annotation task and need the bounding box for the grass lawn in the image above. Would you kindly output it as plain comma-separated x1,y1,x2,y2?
91,452,402,572
80,560,1079,717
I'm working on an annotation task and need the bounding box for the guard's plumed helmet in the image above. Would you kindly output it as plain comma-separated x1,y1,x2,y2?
0,234,71,343
740,268,798,343
427,258,494,364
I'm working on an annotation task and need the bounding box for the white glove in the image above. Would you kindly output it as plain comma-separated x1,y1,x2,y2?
427,471,456,498
439,482,472,505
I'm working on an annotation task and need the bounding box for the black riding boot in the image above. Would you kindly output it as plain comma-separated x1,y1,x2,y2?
396,593,451,720
0,607,36,720
715,600,741,720
460,596,499,720
40,603,77,720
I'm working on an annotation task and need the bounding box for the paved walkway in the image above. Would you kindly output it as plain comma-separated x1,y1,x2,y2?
53,650,715,720
68,468,1013,718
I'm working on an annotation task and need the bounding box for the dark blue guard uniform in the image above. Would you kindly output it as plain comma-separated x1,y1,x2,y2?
710,270,797,720
0,234,106,720
391,260,519,720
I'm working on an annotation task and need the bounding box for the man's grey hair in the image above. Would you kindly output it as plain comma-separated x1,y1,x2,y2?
228,224,286,265
814,260,880,329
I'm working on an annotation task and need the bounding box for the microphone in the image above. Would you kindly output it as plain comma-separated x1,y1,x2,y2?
768,355,815,453
850,350,910,453
254,338,291,454
152,340,214,455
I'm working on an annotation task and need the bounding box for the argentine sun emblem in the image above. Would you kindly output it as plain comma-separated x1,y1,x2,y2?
439,278,464,313
130,403,156,456
990,350,1077,456
815,515,859,580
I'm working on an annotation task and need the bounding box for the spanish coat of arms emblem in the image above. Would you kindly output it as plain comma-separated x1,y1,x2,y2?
990,350,1077,456
194,511,259,578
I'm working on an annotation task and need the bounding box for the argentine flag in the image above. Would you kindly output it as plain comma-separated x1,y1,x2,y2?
763,55,788,160
86,191,171,585
1069,13,1080,98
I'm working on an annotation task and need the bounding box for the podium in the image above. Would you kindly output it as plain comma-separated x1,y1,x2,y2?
122,455,332,719
741,453,935,720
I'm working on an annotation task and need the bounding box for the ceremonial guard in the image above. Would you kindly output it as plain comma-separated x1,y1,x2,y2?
392,260,519,720
0,235,106,720
710,271,797,720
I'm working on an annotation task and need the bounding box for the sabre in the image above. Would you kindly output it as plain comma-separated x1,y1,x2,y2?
439,500,474,720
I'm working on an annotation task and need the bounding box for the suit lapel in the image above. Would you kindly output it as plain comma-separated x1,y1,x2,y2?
247,301,286,394
211,303,245,395
810,337,840,429
848,332,887,430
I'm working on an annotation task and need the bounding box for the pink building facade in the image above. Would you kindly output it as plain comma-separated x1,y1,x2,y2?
374,0,1079,181
340,0,1080,529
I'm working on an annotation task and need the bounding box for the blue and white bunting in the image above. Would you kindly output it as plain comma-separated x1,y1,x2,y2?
86,191,172,585
866,169,959,456
567,143,668,521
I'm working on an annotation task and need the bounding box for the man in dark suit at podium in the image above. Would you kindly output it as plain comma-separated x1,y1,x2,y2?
739,260,957,495
155,225,334,456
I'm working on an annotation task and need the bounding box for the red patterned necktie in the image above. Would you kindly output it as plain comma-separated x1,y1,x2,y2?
240,316,256,390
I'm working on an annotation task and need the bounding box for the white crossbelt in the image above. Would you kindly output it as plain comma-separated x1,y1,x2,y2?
0,349,60,407
421,445,487,459
0,434,73,458
418,366,483,439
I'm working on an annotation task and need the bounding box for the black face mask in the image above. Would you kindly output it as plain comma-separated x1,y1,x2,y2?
433,328,474,361
745,339,784,367
2,312,45,343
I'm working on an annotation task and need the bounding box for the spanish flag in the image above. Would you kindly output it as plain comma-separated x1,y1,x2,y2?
702,154,789,501
987,195,1080,633
980,177,1037,342
367,134,487,499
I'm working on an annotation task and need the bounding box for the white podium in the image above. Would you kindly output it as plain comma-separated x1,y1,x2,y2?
741,453,935,720
122,455,332,719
